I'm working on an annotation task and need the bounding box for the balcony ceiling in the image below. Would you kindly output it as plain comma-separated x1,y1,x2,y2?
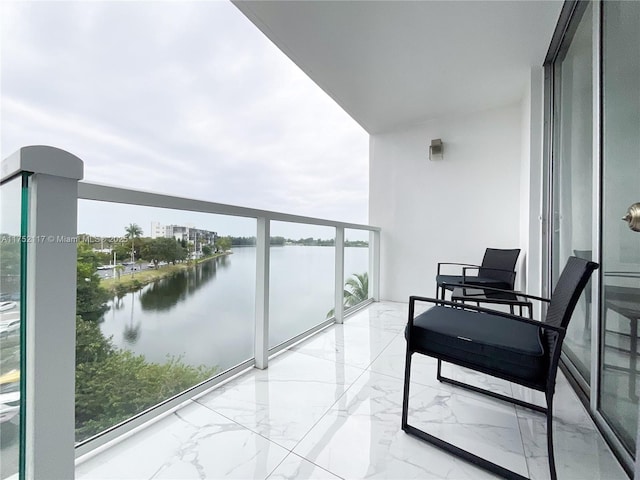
233,0,562,134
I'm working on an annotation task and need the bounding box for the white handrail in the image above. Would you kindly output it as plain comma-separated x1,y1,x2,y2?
78,181,379,232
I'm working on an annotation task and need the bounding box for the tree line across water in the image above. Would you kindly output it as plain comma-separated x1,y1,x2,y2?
229,236,369,247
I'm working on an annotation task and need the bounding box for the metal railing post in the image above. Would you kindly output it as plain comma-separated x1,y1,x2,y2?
334,227,345,323
2,146,83,480
255,217,270,369
370,230,380,301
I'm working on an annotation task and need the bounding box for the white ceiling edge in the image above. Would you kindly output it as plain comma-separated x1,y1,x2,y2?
234,0,563,135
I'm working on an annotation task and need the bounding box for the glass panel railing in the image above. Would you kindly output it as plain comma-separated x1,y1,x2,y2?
343,228,370,311
0,174,28,480
268,222,335,348
76,199,256,443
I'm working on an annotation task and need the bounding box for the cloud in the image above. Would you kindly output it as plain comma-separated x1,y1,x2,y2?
1,1,369,235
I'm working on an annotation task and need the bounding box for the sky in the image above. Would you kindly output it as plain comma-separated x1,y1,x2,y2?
0,1,369,239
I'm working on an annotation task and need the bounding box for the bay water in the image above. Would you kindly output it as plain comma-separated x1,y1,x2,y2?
99,246,369,371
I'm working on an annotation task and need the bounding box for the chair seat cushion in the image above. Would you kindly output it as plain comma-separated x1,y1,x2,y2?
408,306,546,382
436,275,510,291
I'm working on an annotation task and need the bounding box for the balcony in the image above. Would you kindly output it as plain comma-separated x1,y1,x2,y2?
1,146,382,479
74,301,625,480
0,144,631,480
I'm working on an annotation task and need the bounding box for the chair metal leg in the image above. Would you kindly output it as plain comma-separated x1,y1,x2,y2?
404,424,529,480
438,369,547,414
402,349,413,429
406,357,543,479
546,393,557,480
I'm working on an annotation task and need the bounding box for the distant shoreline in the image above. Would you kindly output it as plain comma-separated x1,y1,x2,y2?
101,252,231,296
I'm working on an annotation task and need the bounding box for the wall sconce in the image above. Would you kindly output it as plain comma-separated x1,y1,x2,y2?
429,139,443,160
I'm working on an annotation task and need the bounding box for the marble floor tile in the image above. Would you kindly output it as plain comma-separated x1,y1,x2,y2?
407,381,528,476
266,453,342,480
345,302,409,334
367,334,437,382
513,373,593,429
294,371,500,479
518,413,628,480
368,334,514,399
291,320,398,370
76,401,289,480
195,350,365,449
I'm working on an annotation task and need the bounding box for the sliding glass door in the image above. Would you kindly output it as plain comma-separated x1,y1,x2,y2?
549,0,640,466
599,0,640,455
551,1,594,387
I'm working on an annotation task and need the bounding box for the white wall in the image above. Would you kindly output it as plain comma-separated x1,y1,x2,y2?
370,104,524,302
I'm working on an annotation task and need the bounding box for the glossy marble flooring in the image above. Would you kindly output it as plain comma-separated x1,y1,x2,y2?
76,302,628,480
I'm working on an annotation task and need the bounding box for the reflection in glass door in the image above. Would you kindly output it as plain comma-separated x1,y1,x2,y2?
599,0,640,455
551,2,594,386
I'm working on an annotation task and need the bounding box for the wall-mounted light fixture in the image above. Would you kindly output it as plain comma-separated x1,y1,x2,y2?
429,139,443,160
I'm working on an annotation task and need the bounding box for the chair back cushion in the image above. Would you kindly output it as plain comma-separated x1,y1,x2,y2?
479,248,521,287
545,256,599,329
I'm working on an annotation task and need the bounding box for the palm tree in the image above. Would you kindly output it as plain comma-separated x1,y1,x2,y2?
343,272,369,307
114,264,125,281
327,272,369,318
124,223,143,266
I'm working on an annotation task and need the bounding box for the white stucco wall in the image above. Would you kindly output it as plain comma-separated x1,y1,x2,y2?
370,104,524,302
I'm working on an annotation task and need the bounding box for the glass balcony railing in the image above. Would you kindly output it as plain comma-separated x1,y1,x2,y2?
0,148,380,473
0,174,28,480
268,222,336,349
74,180,380,453
343,228,371,312
75,200,257,443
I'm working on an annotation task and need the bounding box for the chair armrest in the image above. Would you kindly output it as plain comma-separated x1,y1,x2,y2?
455,284,551,303
408,295,562,332
437,262,481,275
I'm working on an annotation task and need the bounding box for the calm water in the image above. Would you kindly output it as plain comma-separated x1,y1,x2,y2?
99,246,368,371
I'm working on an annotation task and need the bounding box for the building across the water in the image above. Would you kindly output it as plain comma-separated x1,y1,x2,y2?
149,221,217,251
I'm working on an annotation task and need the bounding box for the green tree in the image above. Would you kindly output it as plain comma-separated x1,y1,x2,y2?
344,272,369,307
141,237,188,265
214,236,232,253
76,242,110,322
112,243,130,263
74,240,217,442
327,272,369,318
75,315,216,441
201,245,212,257
113,264,125,281
270,236,286,246
124,223,143,263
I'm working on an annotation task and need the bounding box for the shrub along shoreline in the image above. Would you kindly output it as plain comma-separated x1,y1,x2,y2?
101,252,230,296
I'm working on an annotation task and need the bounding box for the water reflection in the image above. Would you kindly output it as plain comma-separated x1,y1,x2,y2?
123,294,141,345
138,257,226,312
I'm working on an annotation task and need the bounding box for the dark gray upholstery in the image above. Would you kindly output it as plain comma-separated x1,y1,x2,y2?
404,256,599,480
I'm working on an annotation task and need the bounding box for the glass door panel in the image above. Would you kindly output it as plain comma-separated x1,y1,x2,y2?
551,2,594,385
599,0,640,454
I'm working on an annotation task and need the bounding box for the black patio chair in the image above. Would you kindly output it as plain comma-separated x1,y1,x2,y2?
403,256,599,480
436,248,521,299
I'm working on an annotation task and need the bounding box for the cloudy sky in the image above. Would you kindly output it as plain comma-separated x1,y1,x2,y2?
1,1,369,238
